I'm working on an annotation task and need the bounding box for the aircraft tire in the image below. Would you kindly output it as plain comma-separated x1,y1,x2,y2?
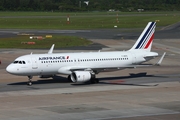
90,78,99,84
27,82,32,86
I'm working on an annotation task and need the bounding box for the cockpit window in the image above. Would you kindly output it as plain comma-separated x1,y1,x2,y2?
13,61,26,64
13,61,18,64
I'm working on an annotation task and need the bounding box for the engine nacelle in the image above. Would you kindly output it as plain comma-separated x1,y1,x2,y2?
70,71,91,83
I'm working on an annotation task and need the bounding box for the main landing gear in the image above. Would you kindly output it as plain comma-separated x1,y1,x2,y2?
27,76,33,86
90,74,99,84
90,78,99,84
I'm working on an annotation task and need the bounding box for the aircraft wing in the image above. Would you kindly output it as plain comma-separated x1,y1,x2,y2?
155,52,166,66
69,66,130,74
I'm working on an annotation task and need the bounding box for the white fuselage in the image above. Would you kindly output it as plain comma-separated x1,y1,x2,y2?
6,50,157,76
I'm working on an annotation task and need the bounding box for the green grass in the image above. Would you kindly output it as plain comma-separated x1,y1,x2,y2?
0,35,92,49
0,11,179,49
0,11,179,29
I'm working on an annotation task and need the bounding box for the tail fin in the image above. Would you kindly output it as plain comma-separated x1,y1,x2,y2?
129,22,156,52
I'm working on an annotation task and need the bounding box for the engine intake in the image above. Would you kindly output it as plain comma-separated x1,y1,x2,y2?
70,71,91,83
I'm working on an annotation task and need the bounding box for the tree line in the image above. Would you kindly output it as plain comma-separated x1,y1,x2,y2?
0,0,180,11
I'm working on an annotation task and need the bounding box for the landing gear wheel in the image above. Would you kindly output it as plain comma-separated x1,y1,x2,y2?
90,78,99,84
90,79,95,84
95,79,99,83
27,76,33,86
28,82,32,86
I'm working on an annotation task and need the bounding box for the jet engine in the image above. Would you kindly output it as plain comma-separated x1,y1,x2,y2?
70,71,92,83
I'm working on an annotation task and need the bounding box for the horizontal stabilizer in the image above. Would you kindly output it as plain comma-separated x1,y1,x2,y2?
135,52,166,67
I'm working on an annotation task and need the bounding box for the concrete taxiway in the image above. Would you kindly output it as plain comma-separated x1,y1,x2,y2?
0,23,180,119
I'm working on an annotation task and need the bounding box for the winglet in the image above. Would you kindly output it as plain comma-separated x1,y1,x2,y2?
48,44,55,54
156,52,166,66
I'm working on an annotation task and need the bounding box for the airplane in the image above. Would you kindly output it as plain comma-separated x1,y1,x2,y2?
6,22,166,86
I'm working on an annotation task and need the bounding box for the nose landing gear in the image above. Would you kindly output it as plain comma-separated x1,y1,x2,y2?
27,76,33,86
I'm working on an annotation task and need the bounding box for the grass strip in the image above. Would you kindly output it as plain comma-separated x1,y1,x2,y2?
0,35,92,49
0,12,179,29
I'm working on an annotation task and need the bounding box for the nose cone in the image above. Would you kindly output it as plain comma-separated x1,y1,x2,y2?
6,64,17,75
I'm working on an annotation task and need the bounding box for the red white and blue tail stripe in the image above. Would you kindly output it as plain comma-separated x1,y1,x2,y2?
129,22,156,52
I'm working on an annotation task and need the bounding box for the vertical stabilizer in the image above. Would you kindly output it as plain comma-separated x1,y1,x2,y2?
129,22,156,52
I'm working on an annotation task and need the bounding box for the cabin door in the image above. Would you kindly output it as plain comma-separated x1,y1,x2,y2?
132,53,136,64
31,57,38,69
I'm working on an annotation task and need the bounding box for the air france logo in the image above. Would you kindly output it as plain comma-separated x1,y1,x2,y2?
39,56,69,60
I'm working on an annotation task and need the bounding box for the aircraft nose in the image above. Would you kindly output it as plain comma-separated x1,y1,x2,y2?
6,64,17,74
